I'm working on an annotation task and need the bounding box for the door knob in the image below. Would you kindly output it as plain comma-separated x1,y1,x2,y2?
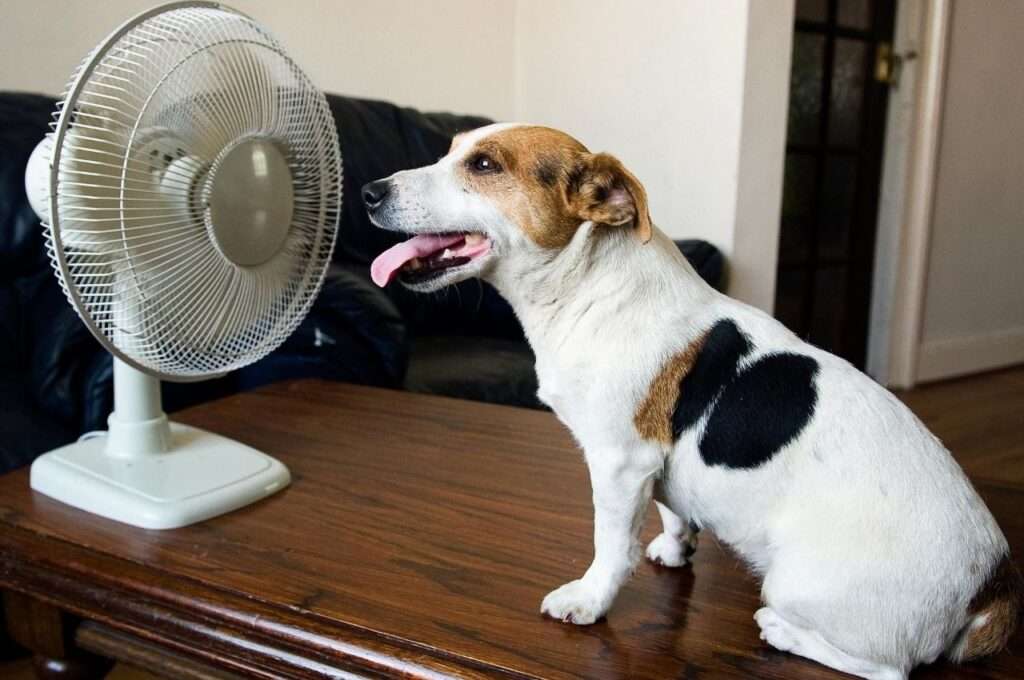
875,42,918,88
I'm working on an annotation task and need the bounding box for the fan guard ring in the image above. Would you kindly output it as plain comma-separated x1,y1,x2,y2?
44,1,342,381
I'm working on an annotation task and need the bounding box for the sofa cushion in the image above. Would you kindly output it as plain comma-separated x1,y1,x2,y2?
0,93,54,280
404,336,541,409
0,373,75,474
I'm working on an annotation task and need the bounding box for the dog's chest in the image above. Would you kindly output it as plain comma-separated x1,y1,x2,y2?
535,365,575,419
535,359,641,449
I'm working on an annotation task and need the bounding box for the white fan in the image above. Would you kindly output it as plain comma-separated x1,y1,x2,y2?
22,1,342,529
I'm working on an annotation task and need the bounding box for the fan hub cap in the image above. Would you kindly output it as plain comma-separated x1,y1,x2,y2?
206,138,294,267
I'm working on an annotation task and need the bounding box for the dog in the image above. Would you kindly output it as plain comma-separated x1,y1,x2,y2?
362,123,1020,679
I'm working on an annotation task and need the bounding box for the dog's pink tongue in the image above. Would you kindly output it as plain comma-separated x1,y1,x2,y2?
371,233,465,287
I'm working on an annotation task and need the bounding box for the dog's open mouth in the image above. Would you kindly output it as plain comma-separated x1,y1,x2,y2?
370,232,491,287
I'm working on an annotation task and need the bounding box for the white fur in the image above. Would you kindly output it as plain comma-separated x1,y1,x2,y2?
646,500,697,567
368,123,1009,679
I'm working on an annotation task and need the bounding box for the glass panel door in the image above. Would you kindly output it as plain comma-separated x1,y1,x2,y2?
774,0,897,368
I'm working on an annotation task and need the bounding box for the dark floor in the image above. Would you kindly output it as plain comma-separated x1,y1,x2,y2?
897,366,1024,488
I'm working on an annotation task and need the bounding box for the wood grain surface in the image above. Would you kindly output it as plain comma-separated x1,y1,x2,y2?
898,367,1024,488
0,379,1021,679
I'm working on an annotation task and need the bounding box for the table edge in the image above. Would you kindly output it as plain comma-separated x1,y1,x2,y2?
0,519,539,680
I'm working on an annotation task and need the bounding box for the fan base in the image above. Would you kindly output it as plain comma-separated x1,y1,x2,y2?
30,422,290,530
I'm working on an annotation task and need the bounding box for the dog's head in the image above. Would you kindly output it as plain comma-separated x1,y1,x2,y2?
364,123,651,292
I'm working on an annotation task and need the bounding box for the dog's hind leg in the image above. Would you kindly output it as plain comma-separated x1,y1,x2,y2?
754,607,907,680
646,500,698,567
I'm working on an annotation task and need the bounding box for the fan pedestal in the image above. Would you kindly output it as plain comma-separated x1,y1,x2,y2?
30,360,291,530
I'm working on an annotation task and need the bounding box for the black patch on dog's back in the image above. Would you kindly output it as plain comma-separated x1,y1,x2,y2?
668,318,819,470
671,319,751,438
700,353,818,469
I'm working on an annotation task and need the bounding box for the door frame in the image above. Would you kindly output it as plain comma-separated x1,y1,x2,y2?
865,0,951,389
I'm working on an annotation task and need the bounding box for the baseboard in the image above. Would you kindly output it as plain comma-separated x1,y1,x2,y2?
917,326,1024,383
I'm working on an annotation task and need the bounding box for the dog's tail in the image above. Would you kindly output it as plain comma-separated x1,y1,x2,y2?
947,556,1023,662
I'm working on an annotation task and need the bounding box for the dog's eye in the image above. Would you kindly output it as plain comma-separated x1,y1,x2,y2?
469,153,501,174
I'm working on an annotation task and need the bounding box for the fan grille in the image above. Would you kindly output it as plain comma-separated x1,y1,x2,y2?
44,3,341,380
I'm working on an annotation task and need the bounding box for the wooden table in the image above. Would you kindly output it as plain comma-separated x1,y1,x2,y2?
0,381,1021,679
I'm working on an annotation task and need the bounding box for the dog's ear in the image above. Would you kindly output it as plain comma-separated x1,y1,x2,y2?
567,152,652,244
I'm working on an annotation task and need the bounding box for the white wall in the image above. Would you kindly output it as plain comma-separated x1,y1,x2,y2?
515,0,793,310
0,0,517,121
731,0,794,310
1,0,793,310
916,0,1024,381
515,1,746,253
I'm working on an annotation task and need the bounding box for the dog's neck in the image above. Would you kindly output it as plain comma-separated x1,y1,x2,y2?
486,224,715,358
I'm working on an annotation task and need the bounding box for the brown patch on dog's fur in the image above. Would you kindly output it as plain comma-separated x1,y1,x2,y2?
634,334,707,444
456,126,652,249
956,555,1023,661
458,126,586,249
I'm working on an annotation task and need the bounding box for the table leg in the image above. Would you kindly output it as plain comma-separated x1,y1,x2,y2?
2,591,114,680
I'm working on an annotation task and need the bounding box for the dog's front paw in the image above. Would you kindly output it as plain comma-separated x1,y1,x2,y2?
541,579,610,625
645,532,693,567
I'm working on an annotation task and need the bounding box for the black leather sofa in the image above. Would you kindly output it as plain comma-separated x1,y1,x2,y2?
0,91,724,474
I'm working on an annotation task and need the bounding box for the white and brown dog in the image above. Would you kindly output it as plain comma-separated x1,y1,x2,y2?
362,123,1020,679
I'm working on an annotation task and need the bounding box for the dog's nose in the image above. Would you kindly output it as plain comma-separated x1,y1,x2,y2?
361,179,391,211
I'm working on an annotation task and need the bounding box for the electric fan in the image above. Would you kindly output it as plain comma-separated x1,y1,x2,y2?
22,1,342,529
